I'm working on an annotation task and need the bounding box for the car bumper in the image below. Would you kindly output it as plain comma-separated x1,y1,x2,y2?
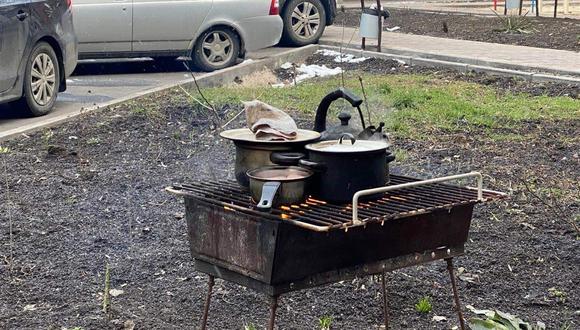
60,9,78,78
237,16,283,52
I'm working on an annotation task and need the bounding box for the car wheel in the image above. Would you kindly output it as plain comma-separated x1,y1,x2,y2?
191,28,240,72
281,0,327,46
19,42,60,116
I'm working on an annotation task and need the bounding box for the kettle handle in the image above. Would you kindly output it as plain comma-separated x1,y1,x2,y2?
314,88,365,133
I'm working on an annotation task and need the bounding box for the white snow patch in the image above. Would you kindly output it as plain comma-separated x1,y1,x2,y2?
316,49,369,64
294,64,343,83
394,59,406,65
279,62,294,70
386,26,401,32
272,63,343,88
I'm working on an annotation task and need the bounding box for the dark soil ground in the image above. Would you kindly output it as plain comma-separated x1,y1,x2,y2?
336,8,580,52
1,60,579,329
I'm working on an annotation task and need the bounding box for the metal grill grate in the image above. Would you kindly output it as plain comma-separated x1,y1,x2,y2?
169,175,505,232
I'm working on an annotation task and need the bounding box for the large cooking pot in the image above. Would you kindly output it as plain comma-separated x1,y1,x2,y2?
220,128,320,187
297,133,395,203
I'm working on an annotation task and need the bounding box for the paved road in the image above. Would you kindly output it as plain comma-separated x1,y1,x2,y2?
0,47,290,139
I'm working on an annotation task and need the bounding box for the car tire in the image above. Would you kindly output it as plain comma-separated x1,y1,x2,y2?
19,42,60,117
281,0,327,46
191,28,240,72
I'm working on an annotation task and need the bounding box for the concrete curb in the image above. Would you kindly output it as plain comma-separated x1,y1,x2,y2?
320,41,580,82
0,45,320,143
320,45,580,85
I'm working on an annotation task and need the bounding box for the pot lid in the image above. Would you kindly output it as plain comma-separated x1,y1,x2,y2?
306,136,388,153
220,128,320,144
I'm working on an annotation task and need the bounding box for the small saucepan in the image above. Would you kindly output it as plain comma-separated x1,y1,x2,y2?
247,166,314,212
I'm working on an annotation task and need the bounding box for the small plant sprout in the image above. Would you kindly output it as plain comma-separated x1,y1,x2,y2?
415,296,433,313
319,315,333,330
548,287,567,303
0,146,9,154
243,323,256,330
87,137,101,145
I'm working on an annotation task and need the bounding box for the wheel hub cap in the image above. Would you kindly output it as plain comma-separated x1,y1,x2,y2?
31,53,56,106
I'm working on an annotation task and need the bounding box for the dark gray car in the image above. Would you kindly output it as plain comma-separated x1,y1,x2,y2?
0,0,77,116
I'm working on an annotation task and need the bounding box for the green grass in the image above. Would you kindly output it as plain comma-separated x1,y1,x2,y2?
319,315,333,330
192,73,578,139
415,296,433,313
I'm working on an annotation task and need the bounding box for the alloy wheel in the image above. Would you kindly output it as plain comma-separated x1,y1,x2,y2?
202,32,234,66
291,2,321,40
30,53,56,106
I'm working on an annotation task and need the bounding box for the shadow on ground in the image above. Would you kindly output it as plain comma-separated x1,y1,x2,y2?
72,58,191,76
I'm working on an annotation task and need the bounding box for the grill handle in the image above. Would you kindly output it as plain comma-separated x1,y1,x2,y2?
352,172,484,224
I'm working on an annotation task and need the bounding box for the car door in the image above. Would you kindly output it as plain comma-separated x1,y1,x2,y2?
72,0,133,55
0,0,30,93
132,0,212,52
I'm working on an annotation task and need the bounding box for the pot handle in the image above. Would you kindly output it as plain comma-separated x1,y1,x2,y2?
270,152,306,166
257,181,281,212
299,159,327,172
339,133,356,145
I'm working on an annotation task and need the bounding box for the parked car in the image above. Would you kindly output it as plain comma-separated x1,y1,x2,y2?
0,0,77,116
72,0,283,72
280,0,337,46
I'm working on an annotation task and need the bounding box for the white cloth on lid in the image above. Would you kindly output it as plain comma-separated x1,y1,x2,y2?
244,100,298,141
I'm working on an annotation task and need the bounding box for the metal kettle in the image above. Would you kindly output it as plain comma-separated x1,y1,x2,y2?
313,88,389,142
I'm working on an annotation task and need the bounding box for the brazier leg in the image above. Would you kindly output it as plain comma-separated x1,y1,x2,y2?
381,272,389,329
268,295,279,330
445,258,466,330
200,275,215,330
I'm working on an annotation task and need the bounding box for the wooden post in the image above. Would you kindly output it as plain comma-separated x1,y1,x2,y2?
518,0,523,15
376,0,382,52
360,0,366,50
535,0,539,16
554,0,558,17
504,0,508,15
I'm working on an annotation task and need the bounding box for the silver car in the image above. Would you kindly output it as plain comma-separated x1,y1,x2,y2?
72,0,283,71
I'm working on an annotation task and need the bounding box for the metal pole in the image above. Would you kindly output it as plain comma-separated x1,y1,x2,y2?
360,0,366,49
553,0,558,17
268,295,279,330
381,273,389,329
536,0,540,16
519,0,523,15
200,275,215,330
376,0,382,52
445,259,466,330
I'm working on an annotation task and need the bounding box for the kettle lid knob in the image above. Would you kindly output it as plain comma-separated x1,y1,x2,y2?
338,112,351,126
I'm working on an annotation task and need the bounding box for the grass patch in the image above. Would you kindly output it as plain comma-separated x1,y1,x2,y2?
192,73,578,139
415,296,433,313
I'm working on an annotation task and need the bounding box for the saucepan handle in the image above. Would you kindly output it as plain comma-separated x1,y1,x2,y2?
299,159,327,172
270,152,305,166
257,181,281,212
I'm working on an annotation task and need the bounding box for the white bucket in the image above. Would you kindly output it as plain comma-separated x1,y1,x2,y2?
360,9,380,39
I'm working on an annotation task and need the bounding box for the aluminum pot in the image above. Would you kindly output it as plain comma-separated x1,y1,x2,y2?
220,128,320,188
247,166,313,211
296,133,395,203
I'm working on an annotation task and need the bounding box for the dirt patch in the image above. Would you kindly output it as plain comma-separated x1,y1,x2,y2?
0,80,578,329
336,8,580,52
303,52,580,99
